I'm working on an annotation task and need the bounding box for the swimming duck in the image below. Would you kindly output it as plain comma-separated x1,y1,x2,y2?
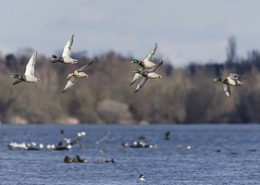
61,61,94,93
11,51,40,85
130,43,158,86
64,156,73,163
50,34,78,64
73,155,88,163
165,131,171,140
133,60,163,93
139,174,146,181
214,73,243,97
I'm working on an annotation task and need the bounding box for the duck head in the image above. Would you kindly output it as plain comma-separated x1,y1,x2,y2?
214,77,222,82
11,74,21,79
133,69,142,74
50,55,58,63
131,59,140,64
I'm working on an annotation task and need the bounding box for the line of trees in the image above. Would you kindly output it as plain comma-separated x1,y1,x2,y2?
1,38,260,124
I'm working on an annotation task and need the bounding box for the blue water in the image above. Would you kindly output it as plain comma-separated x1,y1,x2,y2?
1,124,260,185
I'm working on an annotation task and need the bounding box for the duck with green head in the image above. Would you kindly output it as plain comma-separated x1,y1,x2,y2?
133,60,163,93
50,34,78,64
214,73,244,97
130,43,159,86
130,43,157,68
11,51,40,85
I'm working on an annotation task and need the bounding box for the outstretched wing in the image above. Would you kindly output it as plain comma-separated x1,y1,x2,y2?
77,61,94,72
134,77,148,93
62,34,74,57
13,79,23,85
130,68,143,86
148,60,163,72
25,51,37,76
62,76,78,93
143,43,157,63
223,84,231,97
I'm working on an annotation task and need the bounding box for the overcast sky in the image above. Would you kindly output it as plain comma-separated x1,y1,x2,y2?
0,0,260,66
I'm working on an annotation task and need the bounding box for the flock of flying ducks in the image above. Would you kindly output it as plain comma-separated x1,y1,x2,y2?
11,34,243,96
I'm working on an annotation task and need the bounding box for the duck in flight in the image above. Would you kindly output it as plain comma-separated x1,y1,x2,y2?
130,43,158,86
11,51,40,85
50,34,78,64
62,61,94,93
214,73,244,97
133,60,163,93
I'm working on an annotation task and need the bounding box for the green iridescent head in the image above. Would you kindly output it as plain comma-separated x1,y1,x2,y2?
131,59,140,64
133,69,142,74
214,77,222,82
11,74,21,79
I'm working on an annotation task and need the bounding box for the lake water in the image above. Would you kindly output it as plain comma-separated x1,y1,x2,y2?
1,124,260,185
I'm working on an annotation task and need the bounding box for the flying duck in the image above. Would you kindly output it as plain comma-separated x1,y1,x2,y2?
214,73,243,97
133,60,163,93
11,51,40,85
50,34,78,64
62,61,94,93
130,43,158,86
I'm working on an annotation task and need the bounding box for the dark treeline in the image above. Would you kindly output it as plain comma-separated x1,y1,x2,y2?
1,38,260,124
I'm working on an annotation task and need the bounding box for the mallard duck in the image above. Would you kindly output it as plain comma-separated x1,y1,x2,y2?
131,43,157,68
133,60,163,93
64,156,73,163
11,51,40,85
130,43,158,86
50,34,78,64
62,61,94,93
214,73,243,97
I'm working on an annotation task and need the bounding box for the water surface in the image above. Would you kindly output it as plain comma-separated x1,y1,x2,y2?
1,124,260,185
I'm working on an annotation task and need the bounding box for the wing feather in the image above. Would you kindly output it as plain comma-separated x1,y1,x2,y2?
134,77,148,93
223,84,231,97
62,34,74,57
25,51,37,76
62,76,78,93
130,68,143,86
77,61,94,72
143,43,157,63
148,60,163,72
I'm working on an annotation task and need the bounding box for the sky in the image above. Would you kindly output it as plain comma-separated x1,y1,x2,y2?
0,0,260,66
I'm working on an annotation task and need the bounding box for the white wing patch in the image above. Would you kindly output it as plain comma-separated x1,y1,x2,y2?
62,34,74,57
25,51,37,76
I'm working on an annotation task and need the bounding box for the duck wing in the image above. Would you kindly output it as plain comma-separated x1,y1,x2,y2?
13,79,23,85
77,61,94,72
134,77,148,93
25,51,37,76
130,68,143,86
62,76,78,93
148,60,163,72
223,84,231,97
62,34,74,58
143,43,157,63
